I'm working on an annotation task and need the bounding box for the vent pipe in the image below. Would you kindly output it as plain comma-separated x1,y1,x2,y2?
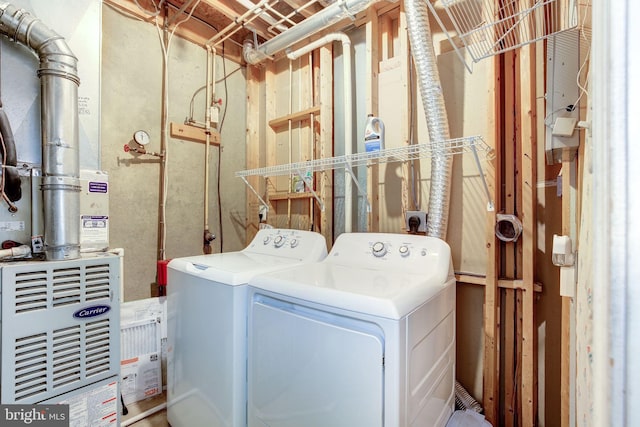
0,2,81,260
405,0,453,239
243,0,376,64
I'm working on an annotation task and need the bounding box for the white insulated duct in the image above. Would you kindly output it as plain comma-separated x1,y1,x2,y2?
405,0,453,239
244,0,375,64
0,2,81,260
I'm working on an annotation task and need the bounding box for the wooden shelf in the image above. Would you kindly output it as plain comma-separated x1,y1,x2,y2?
269,192,316,201
268,106,321,129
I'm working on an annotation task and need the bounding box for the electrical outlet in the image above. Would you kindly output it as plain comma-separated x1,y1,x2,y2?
405,211,427,233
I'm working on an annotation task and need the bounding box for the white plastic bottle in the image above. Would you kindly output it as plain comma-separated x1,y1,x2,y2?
364,114,385,152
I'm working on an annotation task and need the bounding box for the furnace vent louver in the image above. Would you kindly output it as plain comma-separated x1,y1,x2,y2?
1,256,120,404
14,333,48,401
14,271,48,313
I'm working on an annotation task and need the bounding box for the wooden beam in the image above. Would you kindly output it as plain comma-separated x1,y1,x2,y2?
482,53,500,426
366,7,380,232
456,275,543,293
245,65,263,243
503,48,517,427
319,45,333,246
282,0,323,18
518,41,538,427
170,122,220,145
104,0,243,62
268,106,321,128
201,0,272,40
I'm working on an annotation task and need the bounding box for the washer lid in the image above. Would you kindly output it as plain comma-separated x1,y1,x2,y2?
168,251,311,285
249,263,453,319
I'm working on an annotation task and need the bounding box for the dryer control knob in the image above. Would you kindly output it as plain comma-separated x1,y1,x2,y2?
399,245,410,257
290,239,299,248
372,241,387,257
263,236,271,245
273,235,285,248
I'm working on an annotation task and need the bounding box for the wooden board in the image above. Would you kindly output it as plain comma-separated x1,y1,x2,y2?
170,122,220,145
518,42,538,427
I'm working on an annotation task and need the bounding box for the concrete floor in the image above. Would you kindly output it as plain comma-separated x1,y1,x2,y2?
121,392,168,426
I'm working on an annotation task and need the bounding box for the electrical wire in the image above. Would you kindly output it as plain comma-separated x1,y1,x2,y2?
216,42,231,252
186,66,241,125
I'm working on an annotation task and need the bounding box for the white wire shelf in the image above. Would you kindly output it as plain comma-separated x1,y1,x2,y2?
429,0,578,72
235,135,492,178
236,135,495,213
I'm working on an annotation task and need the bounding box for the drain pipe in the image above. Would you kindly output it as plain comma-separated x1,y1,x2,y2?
0,2,81,260
287,33,353,231
203,45,216,254
405,0,453,239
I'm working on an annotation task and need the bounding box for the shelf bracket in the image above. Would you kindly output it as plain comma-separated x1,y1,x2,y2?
344,162,371,213
240,176,269,213
470,143,495,211
293,168,325,212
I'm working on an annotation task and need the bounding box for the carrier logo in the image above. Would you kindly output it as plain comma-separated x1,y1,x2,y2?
73,304,111,319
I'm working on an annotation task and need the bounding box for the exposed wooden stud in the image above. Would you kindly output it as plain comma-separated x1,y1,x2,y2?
503,49,517,427
366,7,380,232
518,41,538,427
265,60,278,226
319,45,333,245
482,53,501,426
398,4,411,224
245,65,263,243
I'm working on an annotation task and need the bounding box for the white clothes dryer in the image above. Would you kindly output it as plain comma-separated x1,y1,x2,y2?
247,232,456,427
167,229,327,427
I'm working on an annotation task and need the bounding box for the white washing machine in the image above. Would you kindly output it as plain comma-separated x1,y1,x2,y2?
247,232,456,427
167,229,328,427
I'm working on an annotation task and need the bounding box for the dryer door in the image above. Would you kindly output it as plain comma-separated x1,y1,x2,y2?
249,295,384,427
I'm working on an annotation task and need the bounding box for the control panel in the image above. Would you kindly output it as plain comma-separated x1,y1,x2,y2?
245,229,328,260
327,233,452,276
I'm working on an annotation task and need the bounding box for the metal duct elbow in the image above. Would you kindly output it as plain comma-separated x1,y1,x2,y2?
405,0,453,240
0,2,81,260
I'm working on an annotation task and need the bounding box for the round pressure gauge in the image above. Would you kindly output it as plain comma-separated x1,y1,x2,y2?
133,130,150,145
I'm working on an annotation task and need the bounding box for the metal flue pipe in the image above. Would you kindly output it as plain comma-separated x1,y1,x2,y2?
0,2,81,259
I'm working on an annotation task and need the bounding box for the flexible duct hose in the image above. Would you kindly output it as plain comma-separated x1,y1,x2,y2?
0,101,21,202
405,0,453,239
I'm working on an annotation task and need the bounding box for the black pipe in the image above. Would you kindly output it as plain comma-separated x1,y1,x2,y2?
0,101,21,202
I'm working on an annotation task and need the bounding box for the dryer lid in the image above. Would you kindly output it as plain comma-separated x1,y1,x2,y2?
249,262,454,319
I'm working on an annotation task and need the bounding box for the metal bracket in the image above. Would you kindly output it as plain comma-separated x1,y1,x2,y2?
344,161,371,213
240,176,269,213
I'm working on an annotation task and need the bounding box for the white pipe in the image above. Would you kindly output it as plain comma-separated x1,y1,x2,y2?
120,402,167,427
287,33,353,231
245,0,376,64
0,245,31,259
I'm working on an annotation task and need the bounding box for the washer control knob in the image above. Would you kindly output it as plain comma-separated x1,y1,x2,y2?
372,241,387,257
399,245,410,257
290,239,299,248
263,236,271,245
273,235,285,248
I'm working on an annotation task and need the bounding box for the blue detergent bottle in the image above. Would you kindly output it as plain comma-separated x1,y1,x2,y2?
364,114,385,152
